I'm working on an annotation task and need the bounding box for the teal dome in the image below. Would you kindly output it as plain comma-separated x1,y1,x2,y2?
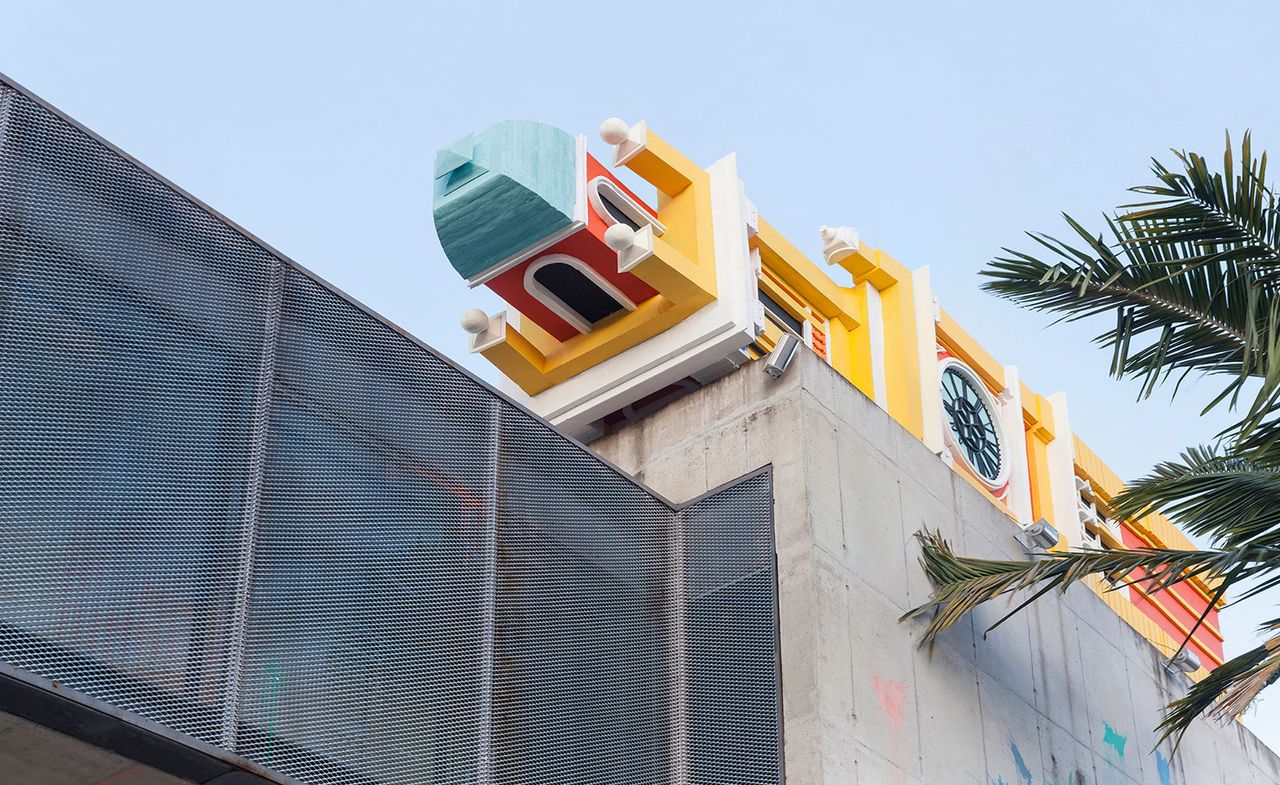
433,120,578,282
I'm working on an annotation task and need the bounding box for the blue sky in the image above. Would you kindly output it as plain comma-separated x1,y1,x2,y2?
9,0,1280,748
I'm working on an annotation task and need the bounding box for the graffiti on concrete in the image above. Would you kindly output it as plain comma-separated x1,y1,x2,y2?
1155,750,1172,785
1102,722,1127,759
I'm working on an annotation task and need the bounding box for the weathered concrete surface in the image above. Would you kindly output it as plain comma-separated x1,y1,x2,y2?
592,350,1280,785
0,710,189,785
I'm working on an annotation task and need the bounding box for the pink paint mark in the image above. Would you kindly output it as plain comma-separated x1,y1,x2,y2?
871,674,910,785
871,675,908,730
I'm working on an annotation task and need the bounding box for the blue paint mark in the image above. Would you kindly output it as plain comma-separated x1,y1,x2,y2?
989,777,1010,785
1103,722,1128,758
1156,750,1172,785
1010,738,1033,785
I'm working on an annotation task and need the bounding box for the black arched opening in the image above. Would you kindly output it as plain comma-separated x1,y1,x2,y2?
532,262,626,325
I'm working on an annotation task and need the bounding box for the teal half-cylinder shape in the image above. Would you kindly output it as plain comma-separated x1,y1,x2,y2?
433,119,578,282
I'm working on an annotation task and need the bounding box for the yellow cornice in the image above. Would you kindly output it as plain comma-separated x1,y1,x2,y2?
752,218,861,329
936,308,1006,393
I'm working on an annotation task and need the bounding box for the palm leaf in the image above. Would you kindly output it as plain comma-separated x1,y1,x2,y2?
1157,623,1280,747
899,530,1274,643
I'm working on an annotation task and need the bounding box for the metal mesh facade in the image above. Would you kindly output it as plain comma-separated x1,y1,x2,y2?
0,76,780,785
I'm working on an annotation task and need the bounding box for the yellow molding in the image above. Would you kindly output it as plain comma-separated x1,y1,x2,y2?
753,218,861,329
937,308,1006,393
480,291,712,395
1021,384,1055,444
759,270,827,329
620,129,700,195
1025,427,1056,528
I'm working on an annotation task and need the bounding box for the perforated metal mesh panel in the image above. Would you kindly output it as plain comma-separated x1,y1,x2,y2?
0,76,780,785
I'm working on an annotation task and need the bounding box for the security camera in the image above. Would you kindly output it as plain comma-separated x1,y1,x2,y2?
1015,519,1060,552
764,334,801,379
1166,648,1201,675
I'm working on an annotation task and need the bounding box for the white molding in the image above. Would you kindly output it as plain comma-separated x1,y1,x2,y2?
1001,365,1035,524
573,134,588,226
1046,391,1082,548
612,119,649,166
913,267,944,454
588,176,666,236
615,225,657,273
938,356,1012,491
465,220,585,288
468,310,509,353
523,254,636,334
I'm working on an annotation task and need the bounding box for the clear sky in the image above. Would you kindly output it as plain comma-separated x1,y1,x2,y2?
8,0,1280,749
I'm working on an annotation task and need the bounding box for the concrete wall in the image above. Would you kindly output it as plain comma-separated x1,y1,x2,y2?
591,350,1280,785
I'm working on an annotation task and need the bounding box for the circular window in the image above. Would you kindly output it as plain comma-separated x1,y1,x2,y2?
939,360,1007,488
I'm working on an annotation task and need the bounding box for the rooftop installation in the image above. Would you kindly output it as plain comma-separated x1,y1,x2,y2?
434,117,1226,679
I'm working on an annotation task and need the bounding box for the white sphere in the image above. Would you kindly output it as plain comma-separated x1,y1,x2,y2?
599,117,630,145
603,223,636,251
460,309,490,335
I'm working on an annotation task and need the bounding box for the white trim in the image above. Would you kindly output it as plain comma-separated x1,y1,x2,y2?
523,254,636,334
863,282,887,410
467,310,509,353
1001,365,1035,524
466,135,588,289
465,220,584,288
615,224,657,273
938,356,1012,491
913,267,944,453
612,119,649,166
1046,391,1082,548
588,176,666,236
573,134,588,225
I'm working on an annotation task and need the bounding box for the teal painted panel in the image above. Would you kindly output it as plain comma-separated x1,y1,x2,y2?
433,120,578,281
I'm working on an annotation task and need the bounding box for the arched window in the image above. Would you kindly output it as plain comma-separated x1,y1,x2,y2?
588,177,666,235
525,255,636,334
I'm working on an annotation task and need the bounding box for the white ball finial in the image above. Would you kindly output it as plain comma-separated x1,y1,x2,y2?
460,309,490,335
604,223,636,251
600,117,630,145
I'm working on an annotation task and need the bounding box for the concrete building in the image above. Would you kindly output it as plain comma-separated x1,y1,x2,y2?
1,73,1277,785
593,348,1280,785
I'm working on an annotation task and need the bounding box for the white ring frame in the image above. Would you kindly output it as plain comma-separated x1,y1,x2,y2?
587,176,666,236
524,254,637,334
937,356,1010,490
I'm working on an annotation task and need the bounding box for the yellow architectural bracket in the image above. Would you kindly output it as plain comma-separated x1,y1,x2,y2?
614,124,717,302
829,245,902,292
1021,385,1056,444
614,228,715,303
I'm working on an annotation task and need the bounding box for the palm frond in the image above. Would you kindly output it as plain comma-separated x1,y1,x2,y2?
1157,623,1280,747
1119,132,1280,276
982,131,1280,423
1109,444,1280,553
899,530,1276,644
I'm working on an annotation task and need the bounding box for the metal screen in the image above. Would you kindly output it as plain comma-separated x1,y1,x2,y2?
0,76,780,785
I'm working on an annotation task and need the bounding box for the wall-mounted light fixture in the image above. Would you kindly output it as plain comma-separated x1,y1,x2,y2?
1165,648,1201,675
764,334,801,379
1015,518,1060,552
